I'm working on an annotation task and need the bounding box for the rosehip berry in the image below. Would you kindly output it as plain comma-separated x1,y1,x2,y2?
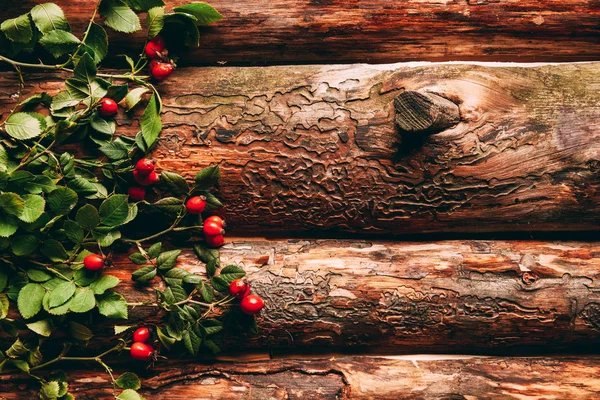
240,294,264,315
186,196,206,214
98,98,118,117
229,279,250,299
144,36,165,59
83,254,104,271
204,215,225,229
134,170,159,186
149,59,159,70
203,220,224,236
151,62,174,81
130,342,154,361
128,186,146,201
133,327,151,343
135,158,155,176
205,234,225,248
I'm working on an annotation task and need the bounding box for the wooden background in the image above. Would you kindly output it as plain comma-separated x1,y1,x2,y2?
1,1,600,399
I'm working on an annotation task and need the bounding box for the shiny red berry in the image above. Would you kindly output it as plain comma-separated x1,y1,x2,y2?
134,170,159,186
83,254,104,271
130,342,153,361
128,186,146,201
229,279,250,299
135,158,155,176
149,59,159,70
203,220,224,236
133,327,151,343
186,196,206,214
204,215,225,228
240,294,264,315
205,234,225,248
151,62,174,81
98,98,118,117
144,36,165,58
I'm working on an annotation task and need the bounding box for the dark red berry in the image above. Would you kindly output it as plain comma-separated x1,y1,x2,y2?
135,158,155,176
83,254,104,271
133,327,151,343
134,170,159,186
204,215,225,229
98,98,118,117
130,342,153,361
186,196,206,214
128,186,146,201
149,59,159,70
229,279,250,299
151,62,174,81
205,234,224,248
203,220,224,236
144,36,165,59
240,294,264,315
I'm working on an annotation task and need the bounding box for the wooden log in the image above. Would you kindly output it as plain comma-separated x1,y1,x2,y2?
1,62,599,234
3,1,600,65
6,239,598,353
2,355,600,399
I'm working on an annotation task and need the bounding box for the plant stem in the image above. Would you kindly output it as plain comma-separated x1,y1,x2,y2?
59,0,101,68
30,342,125,372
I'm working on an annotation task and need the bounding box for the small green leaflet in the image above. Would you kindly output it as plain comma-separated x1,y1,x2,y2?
141,93,161,148
97,291,128,319
5,113,43,140
39,29,80,58
76,204,100,229
116,389,146,400
146,7,164,38
47,187,78,215
74,53,97,83
86,23,108,64
68,321,93,341
99,0,142,33
173,3,224,25
31,3,70,34
69,288,96,313
19,194,45,223
26,319,53,337
99,194,129,227
124,87,150,111
1,14,33,43
116,372,141,390
90,275,120,295
17,283,45,319
194,164,220,189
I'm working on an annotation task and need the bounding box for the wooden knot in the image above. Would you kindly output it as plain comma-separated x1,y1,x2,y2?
394,91,460,135
522,272,538,285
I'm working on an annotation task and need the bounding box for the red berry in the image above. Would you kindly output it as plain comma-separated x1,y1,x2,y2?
204,215,225,229
240,294,264,315
229,279,250,299
203,220,224,236
186,196,206,214
205,234,225,248
149,59,159,70
135,158,155,176
83,254,104,271
98,98,118,117
130,342,154,361
134,170,159,186
128,186,146,201
133,327,151,343
145,36,165,58
151,62,174,81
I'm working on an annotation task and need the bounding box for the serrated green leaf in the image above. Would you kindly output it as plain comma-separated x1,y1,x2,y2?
63,220,84,244
74,52,97,83
193,243,219,265
116,372,141,390
93,227,121,247
12,359,30,373
69,288,96,313
123,87,149,111
183,274,202,284
19,92,53,108
1,14,33,43
194,164,220,189
11,235,39,256
125,0,165,11
202,338,220,354
17,283,45,319
174,3,223,25
31,3,70,34
160,171,189,196
128,252,147,265
40,380,60,400
73,267,98,286
76,204,100,229
141,93,161,148
19,194,45,223
182,329,201,356
0,192,25,217
39,29,80,58
40,239,69,262
0,294,9,320
156,249,180,271
90,115,116,135
200,318,223,335
117,389,145,400
114,325,132,335
48,281,76,308
0,271,7,292
157,327,175,349
68,321,93,341
67,177,98,196
147,6,164,38
27,269,52,283
97,291,128,319
90,275,120,295
26,319,53,337
152,197,183,214
99,140,128,160
131,266,156,283
100,0,142,33
211,276,229,292
86,23,108,64
147,242,162,259
106,84,128,102
198,279,213,302
47,187,78,215
0,214,18,237
99,194,129,227
165,268,189,280
5,112,43,140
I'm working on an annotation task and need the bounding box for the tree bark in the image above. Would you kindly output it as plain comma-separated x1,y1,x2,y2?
2,355,600,399
2,63,599,234
3,1,600,65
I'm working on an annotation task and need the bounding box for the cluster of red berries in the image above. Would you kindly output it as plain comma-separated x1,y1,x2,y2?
130,327,155,361
145,36,174,81
200,214,225,248
229,279,264,315
128,158,158,201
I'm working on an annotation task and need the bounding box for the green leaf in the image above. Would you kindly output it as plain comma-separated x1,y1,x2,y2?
99,194,129,227
193,243,219,265
0,271,6,291
19,92,53,108
99,140,128,160
141,93,161,148
182,329,201,356
219,265,246,282
123,87,149,111
147,6,164,38
0,144,8,172
0,192,25,217
157,327,175,349
160,171,189,196
125,0,165,12
67,177,98,196
69,288,96,313
86,23,108,64
90,275,120,295
74,53,97,83
211,276,229,292
19,194,45,223
26,319,53,337
117,389,145,400
11,235,39,256
194,164,220,189
0,214,19,238
90,115,116,135
68,321,93,341
40,239,69,262
100,0,142,33
5,112,43,140
174,3,224,25
106,84,129,102
93,227,121,247
1,14,33,43
202,338,220,354
163,13,199,47
200,319,223,335
116,372,141,390
76,204,100,229
73,267,98,286
17,283,45,319
156,249,181,271
147,242,162,259
51,89,83,113
97,291,128,319
63,220,84,244
12,359,30,373
48,281,76,308
27,269,52,283
183,274,202,284
48,187,78,215
128,253,147,265
0,294,9,320
198,279,213,302
152,197,183,214
203,192,223,211
39,29,80,58
114,325,132,335
40,380,60,400
132,266,156,283
31,3,70,34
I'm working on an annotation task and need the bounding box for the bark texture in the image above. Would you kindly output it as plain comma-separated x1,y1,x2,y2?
3,1,600,65
2,63,599,234
3,355,600,399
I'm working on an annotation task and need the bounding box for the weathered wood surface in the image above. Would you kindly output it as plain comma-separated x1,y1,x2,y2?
6,239,597,353
3,355,600,399
3,1,600,65
2,63,599,234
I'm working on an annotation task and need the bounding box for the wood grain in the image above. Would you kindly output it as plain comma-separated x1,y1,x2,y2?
2,1,600,65
3,355,600,399
1,63,598,234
